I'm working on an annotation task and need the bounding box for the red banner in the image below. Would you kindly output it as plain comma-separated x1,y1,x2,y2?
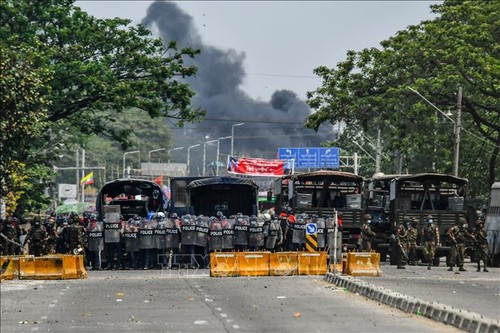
228,156,292,176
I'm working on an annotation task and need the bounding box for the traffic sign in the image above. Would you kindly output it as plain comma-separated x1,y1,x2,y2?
306,223,317,235
278,147,339,169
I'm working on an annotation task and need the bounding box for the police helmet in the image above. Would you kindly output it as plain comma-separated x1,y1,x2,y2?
133,215,142,222
170,213,178,219
363,214,372,221
263,213,271,222
156,212,166,219
286,207,293,214
272,214,279,220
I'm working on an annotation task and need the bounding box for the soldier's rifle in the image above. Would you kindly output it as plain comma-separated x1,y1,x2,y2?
0,232,23,248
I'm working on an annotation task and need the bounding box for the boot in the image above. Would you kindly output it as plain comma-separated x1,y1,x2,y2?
483,267,489,272
427,265,431,270
448,267,453,271
397,265,406,269
459,266,466,272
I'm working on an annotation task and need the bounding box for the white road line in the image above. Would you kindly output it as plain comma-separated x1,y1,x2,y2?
40,316,48,320
220,313,228,318
232,325,240,329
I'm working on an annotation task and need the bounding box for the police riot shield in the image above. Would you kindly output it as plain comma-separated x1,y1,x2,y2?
265,219,281,250
233,215,249,247
154,220,167,250
165,218,179,249
326,216,342,262
326,217,337,247
194,216,209,247
292,214,307,245
209,218,223,251
104,207,121,243
316,217,326,249
87,221,104,252
221,218,235,250
123,219,140,253
181,215,196,246
139,219,155,250
248,216,264,248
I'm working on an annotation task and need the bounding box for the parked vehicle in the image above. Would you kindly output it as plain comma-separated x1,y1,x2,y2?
485,182,500,267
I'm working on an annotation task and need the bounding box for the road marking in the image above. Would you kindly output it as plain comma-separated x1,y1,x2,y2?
30,327,39,332
220,313,228,318
233,325,240,329
40,316,47,320
277,296,287,299
194,320,207,325
215,307,222,311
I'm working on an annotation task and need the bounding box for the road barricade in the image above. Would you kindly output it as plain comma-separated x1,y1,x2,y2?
210,252,238,277
345,252,382,277
1,255,88,280
0,256,21,281
237,252,270,276
270,252,298,276
297,252,327,275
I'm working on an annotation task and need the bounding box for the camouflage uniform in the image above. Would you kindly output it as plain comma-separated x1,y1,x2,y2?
394,223,408,269
446,218,472,271
25,219,48,257
0,218,21,255
406,218,418,265
421,215,440,270
43,217,58,255
360,214,376,252
472,220,489,272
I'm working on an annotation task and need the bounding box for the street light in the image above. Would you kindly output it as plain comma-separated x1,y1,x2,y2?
186,144,201,176
167,146,185,163
203,139,218,176
231,123,244,157
217,136,232,176
407,86,462,176
123,150,140,178
148,148,166,179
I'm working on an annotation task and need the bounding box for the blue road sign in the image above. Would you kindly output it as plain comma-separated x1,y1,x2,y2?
278,147,339,169
306,223,317,235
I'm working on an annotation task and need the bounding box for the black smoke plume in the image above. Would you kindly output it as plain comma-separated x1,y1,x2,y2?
142,1,333,175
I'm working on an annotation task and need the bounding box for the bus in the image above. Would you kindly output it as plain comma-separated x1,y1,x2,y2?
274,170,366,251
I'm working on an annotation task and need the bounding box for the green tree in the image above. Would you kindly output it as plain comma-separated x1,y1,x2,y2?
306,0,499,204
1,0,205,214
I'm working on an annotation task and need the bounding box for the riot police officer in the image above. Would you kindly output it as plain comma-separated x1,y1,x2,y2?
209,216,223,253
221,216,235,252
139,217,156,270
165,213,181,269
104,214,124,270
316,217,326,251
87,217,104,270
180,214,196,268
248,215,264,251
233,213,249,251
194,215,209,268
154,212,168,268
291,213,307,251
123,217,140,269
263,213,282,252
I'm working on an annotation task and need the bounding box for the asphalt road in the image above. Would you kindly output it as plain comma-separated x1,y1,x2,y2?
1,269,462,333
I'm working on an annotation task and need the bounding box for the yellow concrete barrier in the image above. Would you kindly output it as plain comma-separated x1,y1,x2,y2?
237,252,270,277
210,252,239,277
75,255,88,279
298,252,327,275
269,252,298,276
12,255,88,280
345,252,382,277
0,256,20,280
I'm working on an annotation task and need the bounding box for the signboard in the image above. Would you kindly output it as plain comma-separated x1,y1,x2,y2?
278,147,340,169
58,183,77,199
227,156,293,177
306,223,317,235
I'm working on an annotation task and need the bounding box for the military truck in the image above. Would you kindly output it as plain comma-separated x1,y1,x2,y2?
274,170,366,251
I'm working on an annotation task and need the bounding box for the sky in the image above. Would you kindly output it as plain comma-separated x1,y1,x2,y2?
74,1,442,172
77,1,440,102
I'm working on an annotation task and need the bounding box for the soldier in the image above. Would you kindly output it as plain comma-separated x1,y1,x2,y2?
25,217,47,257
394,222,408,269
360,214,376,252
421,215,440,270
56,218,70,254
87,217,104,270
42,216,58,255
66,216,86,256
472,219,489,272
0,217,21,255
406,218,419,265
446,217,472,272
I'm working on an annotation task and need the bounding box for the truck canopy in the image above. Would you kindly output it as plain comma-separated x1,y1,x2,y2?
186,176,258,217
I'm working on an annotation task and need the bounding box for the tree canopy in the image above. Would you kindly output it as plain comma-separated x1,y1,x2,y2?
0,0,204,215
306,0,499,204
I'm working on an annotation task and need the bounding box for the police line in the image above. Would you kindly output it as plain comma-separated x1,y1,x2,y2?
0,254,87,280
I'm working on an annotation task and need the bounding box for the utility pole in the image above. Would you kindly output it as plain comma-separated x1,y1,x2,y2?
375,129,381,173
453,87,462,177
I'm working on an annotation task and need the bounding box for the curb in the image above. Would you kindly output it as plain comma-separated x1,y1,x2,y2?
324,273,499,333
